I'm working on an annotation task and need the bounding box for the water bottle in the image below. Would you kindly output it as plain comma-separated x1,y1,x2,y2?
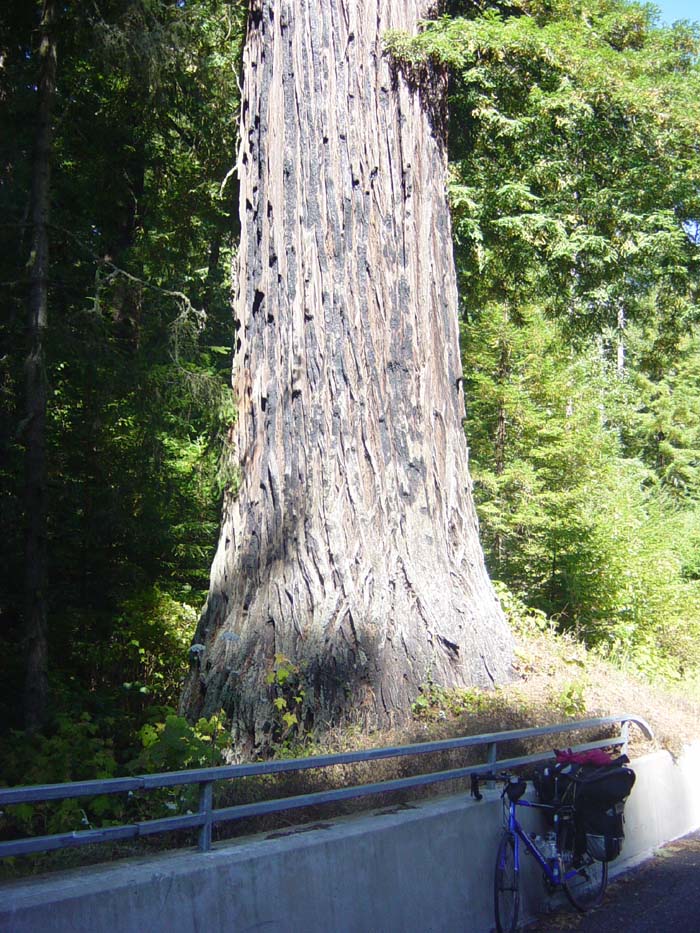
543,831,557,859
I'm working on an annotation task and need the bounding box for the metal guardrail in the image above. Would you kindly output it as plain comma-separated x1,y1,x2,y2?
0,714,652,860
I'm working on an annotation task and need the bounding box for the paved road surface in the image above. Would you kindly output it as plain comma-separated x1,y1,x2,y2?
524,829,700,932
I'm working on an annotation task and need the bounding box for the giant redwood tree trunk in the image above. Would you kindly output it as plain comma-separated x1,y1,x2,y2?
182,0,513,747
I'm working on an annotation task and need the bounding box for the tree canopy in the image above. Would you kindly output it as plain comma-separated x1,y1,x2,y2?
388,0,700,671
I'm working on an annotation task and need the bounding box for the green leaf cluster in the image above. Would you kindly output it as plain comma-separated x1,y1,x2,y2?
265,654,309,753
0,709,231,849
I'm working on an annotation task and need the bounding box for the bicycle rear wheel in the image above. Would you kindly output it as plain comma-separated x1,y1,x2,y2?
559,821,608,911
494,832,520,933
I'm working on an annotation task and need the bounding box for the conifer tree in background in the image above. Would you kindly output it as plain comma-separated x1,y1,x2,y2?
181,0,514,747
23,0,57,731
390,0,700,670
0,0,245,734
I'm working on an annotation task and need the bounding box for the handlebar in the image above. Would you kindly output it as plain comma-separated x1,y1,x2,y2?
470,771,526,802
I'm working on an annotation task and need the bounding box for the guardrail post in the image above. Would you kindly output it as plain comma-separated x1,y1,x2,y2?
198,781,214,852
487,742,498,786
621,720,630,755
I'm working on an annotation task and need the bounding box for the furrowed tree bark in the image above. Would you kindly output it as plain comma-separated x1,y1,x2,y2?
23,0,57,732
182,0,513,747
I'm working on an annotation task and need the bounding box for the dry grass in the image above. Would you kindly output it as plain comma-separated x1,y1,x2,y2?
502,627,700,760
284,624,700,764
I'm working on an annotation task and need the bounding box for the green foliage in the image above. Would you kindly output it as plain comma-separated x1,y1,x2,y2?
1,714,118,789
557,680,588,719
492,583,551,636
614,327,700,498
55,585,199,724
388,0,700,342
0,0,246,733
464,301,700,675
132,711,230,773
0,710,231,844
0,714,120,837
411,680,497,722
265,654,308,750
391,0,700,681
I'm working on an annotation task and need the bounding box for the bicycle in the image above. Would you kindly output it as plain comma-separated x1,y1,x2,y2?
478,773,608,933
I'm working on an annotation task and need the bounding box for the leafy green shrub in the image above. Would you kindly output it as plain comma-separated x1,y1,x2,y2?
493,582,551,636
101,586,199,710
121,711,232,821
0,714,121,837
0,711,232,843
555,680,588,719
266,654,308,750
1,714,118,788
131,712,230,774
411,680,498,722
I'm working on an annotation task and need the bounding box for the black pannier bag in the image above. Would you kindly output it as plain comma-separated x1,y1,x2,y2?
573,765,635,863
579,801,626,861
533,760,635,862
533,762,570,804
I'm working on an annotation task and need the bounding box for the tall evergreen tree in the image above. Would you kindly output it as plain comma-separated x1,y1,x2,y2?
23,0,58,731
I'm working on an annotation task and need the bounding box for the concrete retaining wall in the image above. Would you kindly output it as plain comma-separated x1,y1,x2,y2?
2,747,699,933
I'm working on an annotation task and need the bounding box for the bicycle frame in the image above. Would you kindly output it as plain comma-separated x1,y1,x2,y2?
504,796,579,887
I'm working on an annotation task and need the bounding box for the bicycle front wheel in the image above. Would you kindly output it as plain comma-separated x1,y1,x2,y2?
559,821,608,911
494,832,520,933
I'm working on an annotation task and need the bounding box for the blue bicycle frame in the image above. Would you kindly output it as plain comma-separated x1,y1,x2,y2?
503,795,578,886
